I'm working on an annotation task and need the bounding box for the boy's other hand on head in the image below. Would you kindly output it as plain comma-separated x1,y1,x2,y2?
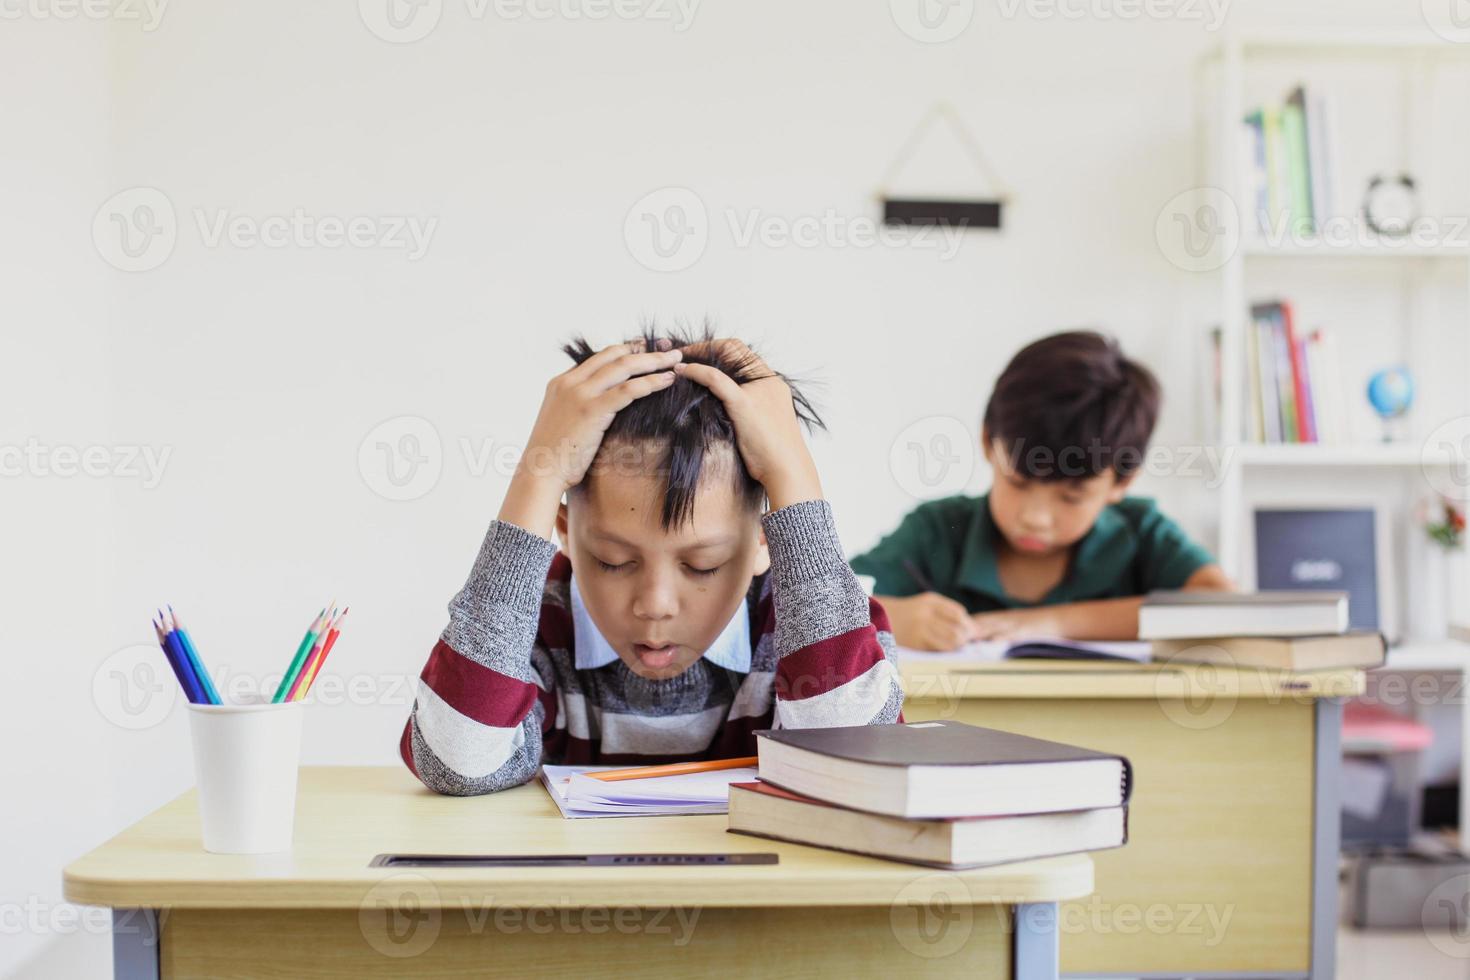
676,339,822,511
880,592,978,652
498,340,682,538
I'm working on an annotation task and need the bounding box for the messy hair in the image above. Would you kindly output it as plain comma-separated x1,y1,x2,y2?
562,323,823,528
982,330,1160,482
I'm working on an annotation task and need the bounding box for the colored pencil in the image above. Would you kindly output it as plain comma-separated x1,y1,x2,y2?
153,616,200,704
167,605,221,705
284,613,331,702
158,614,207,704
585,756,759,783
272,606,327,703
291,606,347,701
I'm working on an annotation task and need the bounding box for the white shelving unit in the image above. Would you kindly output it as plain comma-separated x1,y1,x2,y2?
1201,35,1470,637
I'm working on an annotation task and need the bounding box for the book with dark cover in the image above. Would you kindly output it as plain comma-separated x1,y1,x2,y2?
754,721,1132,819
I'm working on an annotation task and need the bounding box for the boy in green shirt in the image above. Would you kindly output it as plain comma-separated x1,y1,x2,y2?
852,331,1232,650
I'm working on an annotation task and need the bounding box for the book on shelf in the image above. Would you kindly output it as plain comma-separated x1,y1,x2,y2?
1232,300,1347,447
1241,84,1337,240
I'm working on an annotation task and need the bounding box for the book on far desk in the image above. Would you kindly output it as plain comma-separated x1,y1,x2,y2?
898,638,1152,664
727,781,1128,870
755,721,1132,819
1151,631,1385,671
1139,589,1349,640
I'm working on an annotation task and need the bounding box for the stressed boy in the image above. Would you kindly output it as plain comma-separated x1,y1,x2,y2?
853,331,1231,650
401,332,903,795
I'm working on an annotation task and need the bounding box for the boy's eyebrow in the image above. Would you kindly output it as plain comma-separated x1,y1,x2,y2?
586,528,739,551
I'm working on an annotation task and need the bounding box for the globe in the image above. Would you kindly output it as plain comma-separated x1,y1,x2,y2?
1367,368,1414,420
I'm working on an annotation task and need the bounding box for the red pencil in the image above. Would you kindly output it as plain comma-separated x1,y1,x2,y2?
284,607,334,702
292,607,347,701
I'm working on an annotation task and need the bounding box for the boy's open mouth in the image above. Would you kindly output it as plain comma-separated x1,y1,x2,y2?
632,642,680,670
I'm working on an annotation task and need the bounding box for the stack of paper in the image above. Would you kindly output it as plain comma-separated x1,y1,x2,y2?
539,764,758,819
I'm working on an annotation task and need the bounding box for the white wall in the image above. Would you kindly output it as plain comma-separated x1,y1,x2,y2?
4,1,1460,975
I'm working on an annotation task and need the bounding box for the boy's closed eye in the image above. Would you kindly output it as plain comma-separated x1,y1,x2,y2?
591,555,728,577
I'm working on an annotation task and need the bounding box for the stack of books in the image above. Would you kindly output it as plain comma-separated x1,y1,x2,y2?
1241,84,1336,239
1244,301,1347,446
1140,590,1386,670
727,721,1131,869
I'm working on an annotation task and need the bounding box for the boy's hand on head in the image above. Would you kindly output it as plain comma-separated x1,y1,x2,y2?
675,339,822,511
498,340,682,538
881,592,978,652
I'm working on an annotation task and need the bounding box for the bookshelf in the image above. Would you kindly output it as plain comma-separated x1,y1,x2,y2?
1199,34,1470,639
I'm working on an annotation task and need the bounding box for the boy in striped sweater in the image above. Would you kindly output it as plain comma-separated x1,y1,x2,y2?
400,331,903,795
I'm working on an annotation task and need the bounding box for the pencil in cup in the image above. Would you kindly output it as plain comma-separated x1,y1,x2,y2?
272,607,327,703
153,615,206,704
287,607,347,702
167,605,221,705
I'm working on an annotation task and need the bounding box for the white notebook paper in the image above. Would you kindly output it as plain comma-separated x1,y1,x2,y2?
897,638,1152,665
539,764,758,819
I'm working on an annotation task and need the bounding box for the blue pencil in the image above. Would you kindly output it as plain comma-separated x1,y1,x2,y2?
167,605,221,705
155,615,206,704
152,617,197,703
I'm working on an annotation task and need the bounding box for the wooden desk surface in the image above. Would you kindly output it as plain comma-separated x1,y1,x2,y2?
64,766,1093,910
899,655,1365,700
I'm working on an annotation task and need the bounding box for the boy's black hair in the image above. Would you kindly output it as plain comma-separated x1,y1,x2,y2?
982,330,1159,482
562,324,823,528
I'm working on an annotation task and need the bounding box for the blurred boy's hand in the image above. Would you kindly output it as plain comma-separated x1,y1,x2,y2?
676,339,822,511
498,340,682,538
880,592,978,651
969,609,1030,642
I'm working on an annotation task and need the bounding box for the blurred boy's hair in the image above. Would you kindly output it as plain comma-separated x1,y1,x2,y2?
982,330,1160,482
562,324,823,528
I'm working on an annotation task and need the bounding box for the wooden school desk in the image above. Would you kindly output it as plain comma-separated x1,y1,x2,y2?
900,655,1364,980
64,766,1094,979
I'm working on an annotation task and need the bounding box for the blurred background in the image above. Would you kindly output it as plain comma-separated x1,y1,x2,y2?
7,0,1470,974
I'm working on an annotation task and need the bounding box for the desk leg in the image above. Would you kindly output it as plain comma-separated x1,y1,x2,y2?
1014,902,1059,980
1310,698,1342,980
112,908,160,980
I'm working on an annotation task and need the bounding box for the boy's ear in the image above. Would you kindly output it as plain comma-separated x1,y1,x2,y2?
554,502,570,548
1106,472,1134,503
752,526,771,577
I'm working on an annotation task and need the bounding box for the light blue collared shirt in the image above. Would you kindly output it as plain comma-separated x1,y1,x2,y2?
568,573,751,674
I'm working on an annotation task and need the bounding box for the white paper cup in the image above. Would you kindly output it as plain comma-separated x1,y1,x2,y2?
186,701,305,854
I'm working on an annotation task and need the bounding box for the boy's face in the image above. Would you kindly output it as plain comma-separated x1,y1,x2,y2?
556,445,769,681
983,437,1130,557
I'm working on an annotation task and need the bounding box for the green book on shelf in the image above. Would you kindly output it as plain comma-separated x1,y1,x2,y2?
1281,90,1314,237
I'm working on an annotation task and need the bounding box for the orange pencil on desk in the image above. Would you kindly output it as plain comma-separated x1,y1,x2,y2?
586,756,758,782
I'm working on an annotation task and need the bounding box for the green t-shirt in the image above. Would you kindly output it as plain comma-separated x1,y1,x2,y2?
850,493,1215,613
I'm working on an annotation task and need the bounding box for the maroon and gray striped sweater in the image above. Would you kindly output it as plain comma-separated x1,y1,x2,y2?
399,499,904,796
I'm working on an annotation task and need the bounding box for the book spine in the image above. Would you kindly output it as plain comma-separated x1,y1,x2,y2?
1253,311,1282,442
1283,89,1314,237
1245,312,1264,442
1242,111,1269,237
1270,305,1298,442
1280,301,1314,442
